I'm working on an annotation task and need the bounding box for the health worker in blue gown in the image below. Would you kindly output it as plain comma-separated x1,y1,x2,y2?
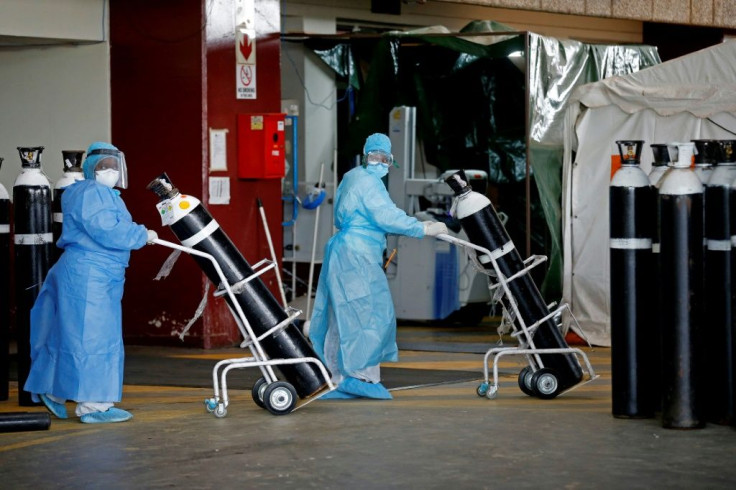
309,133,448,399
24,142,158,424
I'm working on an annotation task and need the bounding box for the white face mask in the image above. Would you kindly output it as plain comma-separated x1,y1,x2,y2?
366,162,389,178
95,169,120,188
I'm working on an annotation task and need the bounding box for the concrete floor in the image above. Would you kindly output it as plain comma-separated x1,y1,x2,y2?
2,323,736,489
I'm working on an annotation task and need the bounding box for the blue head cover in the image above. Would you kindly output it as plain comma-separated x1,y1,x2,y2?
363,133,391,155
83,141,119,180
363,133,399,168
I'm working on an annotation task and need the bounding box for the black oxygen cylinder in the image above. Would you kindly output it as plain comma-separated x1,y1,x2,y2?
609,140,656,418
693,140,717,284
693,139,720,251
146,173,328,398
648,143,671,412
707,138,736,426
445,170,583,392
0,412,51,433
695,139,735,425
659,142,705,429
0,158,10,401
648,144,671,258
51,150,85,264
12,147,52,407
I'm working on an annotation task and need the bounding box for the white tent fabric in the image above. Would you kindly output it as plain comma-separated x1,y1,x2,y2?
562,41,736,346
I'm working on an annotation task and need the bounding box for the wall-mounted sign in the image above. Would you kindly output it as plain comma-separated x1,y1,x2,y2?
209,176,231,205
235,0,256,100
209,128,228,171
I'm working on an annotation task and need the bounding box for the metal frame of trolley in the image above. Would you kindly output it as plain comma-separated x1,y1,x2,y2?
152,238,335,417
436,234,598,400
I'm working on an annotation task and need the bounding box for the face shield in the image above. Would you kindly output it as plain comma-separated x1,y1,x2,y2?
363,150,399,168
87,148,128,189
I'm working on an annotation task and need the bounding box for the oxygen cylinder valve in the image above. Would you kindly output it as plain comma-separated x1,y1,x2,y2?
616,140,644,165
62,150,85,172
17,147,44,169
146,173,180,201
667,142,696,168
445,170,473,196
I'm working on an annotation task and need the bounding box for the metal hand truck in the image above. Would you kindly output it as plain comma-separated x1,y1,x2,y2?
152,239,335,416
436,234,598,400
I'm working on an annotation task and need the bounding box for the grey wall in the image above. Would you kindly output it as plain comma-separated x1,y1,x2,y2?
0,0,109,194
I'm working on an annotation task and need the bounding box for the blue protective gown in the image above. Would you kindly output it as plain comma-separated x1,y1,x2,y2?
24,179,148,402
309,165,425,378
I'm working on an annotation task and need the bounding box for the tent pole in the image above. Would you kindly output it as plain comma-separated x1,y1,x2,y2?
524,32,531,258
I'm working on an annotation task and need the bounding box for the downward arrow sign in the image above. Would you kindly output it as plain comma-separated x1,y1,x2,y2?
239,34,253,61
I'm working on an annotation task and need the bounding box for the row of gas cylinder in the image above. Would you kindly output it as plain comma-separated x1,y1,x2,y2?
0,147,86,405
610,138,736,429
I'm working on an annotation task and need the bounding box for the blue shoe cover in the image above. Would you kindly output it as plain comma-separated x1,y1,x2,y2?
339,377,393,400
80,407,133,424
319,389,359,400
39,394,68,419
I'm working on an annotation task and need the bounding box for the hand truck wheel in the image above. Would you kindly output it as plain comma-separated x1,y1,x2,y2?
518,367,535,396
486,385,498,399
251,377,268,409
530,368,560,399
263,381,298,415
213,403,227,418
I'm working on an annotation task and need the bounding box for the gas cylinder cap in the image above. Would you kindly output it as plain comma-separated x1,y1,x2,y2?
62,150,85,172
718,140,736,164
147,172,180,201
17,146,44,168
650,144,670,166
445,170,472,196
668,142,696,168
691,139,719,166
615,140,644,165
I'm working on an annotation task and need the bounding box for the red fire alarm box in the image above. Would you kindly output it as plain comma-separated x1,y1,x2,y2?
237,113,286,179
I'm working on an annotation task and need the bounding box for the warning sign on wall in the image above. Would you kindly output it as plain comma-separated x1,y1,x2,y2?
236,26,256,99
237,64,256,99
237,27,256,64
